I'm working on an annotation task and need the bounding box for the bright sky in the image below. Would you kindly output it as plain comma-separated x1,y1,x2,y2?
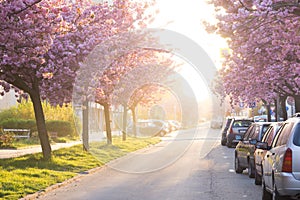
148,0,227,101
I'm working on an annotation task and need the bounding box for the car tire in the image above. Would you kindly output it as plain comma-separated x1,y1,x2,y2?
221,138,226,146
235,155,243,174
248,160,255,178
254,167,262,185
272,184,286,200
226,141,231,148
262,180,272,200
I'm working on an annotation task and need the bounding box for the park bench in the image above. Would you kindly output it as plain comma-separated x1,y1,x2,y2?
3,129,30,139
48,132,58,138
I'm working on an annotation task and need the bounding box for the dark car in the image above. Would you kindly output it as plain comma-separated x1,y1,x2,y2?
221,117,234,146
234,122,272,178
253,122,282,185
226,118,253,147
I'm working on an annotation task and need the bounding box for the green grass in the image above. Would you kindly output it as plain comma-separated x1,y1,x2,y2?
0,136,160,200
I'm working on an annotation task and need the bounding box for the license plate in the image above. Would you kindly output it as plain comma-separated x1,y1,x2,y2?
235,135,242,140
239,130,246,134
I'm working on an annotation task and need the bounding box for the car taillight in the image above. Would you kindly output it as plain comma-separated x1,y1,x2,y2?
282,148,292,173
230,127,233,134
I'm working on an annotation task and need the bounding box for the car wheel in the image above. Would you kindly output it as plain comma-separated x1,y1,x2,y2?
248,160,255,178
235,155,243,174
221,138,226,146
272,184,286,200
255,167,262,185
262,179,272,200
226,141,231,148
159,131,165,137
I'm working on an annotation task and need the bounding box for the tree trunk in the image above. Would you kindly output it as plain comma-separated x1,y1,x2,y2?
279,96,287,121
103,103,112,144
262,100,272,122
131,107,137,137
82,100,89,151
29,88,52,160
122,105,127,141
274,99,278,122
294,95,300,113
266,104,271,122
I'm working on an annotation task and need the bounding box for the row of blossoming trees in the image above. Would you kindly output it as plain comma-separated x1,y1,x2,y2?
206,0,300,120
0,0,175,160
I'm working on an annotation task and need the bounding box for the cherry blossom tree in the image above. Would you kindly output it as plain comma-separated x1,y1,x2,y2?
113,55,176,139
0,0,153,159
206,0,300,119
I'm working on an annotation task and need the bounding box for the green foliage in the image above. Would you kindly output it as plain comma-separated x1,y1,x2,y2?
0,107,18,123
0,119,37,132
0,101,79,139
46,120,74,137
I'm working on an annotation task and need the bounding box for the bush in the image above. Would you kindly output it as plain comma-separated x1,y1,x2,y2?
0,119,37,132
46,120,74,137
0,132,14,147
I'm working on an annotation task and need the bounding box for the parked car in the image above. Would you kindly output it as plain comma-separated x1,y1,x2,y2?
127,119,169,137
234,122,272,178
220,117,234,146
262,117,300,200
226,118,253,147
167,120,181,131
254,115,268,122
253,122,283,185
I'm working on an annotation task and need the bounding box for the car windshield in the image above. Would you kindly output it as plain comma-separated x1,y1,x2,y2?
232,120,252,127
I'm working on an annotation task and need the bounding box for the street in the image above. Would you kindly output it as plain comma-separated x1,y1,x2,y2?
35,123,261,200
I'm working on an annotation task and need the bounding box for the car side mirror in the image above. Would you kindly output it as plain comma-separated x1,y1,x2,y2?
249,139,257,145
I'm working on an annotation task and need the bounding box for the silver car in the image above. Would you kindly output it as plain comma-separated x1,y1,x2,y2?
254,122,283,185
262,117,300,200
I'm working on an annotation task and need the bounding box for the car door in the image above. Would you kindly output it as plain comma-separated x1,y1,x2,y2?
255,126,273,176
264,122,293,190
238,125,255,167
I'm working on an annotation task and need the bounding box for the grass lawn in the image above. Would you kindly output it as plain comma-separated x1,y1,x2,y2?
0,136,160,200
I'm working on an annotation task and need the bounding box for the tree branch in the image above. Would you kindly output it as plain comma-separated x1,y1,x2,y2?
8,0,42,16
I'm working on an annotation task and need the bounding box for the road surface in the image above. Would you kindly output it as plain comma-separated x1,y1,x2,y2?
32,123,262,200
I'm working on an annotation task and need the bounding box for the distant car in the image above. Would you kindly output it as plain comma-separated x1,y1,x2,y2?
166,120,181,131
126,119,168,137
234,122,272,178
253,122,283,185
221,117,234,146
210,116,223,129
254,115,268,122
226,118,253,147
262,117,300,200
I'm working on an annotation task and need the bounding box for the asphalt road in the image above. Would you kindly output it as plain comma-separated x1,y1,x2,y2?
33,123,262,200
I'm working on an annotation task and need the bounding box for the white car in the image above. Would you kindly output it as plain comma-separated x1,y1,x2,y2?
262,117,300,200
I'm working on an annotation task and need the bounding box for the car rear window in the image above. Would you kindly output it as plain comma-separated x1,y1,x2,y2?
233,120,252,127
293,123,300,146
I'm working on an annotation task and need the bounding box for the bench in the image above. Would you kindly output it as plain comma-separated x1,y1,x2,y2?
48,132,58,138
3,129,30,139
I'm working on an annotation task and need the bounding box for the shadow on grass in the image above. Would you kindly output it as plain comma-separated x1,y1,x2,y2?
0,145,101,172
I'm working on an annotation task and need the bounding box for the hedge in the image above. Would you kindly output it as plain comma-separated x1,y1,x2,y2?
0,119,75,137
46,120,75,137
0,119,37,132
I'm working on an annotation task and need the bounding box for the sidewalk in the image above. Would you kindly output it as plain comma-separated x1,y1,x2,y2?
0,130,122,159
0,141,81,159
